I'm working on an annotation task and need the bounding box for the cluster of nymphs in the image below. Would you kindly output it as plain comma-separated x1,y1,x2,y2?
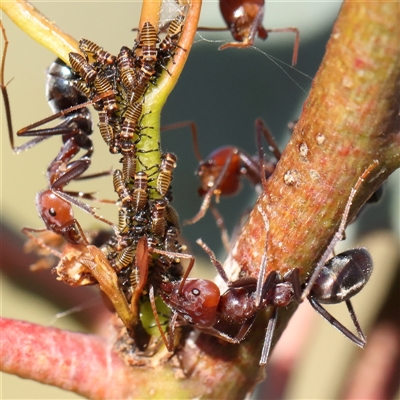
61,15,189,352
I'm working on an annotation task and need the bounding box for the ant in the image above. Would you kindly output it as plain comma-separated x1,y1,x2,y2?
1,54,98,153
198,0,299,65
0,22,115,247
162,119,280,227
147,161,377,365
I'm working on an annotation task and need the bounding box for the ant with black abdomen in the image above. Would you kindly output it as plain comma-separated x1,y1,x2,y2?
0,22,116,248
146,161,377,366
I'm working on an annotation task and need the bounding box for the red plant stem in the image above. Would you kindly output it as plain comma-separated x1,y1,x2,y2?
0,318,135,399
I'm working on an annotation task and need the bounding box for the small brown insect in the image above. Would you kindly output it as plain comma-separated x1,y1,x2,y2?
120,101,143,141
156,152,177,196
115,245,134,271
121,152,136,182
130,63,155,103
93,73,118,114
79,38,116,66
117,46,137,93
132,171,149,212
113,169,133,206
98,111,116,150
139,22,159,64
151,199,168,237
158,13,186,71
69,52,97,83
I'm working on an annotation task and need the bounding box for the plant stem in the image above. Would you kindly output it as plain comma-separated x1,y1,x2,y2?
137,0,202,192
175,1,400,396
0,0,81,63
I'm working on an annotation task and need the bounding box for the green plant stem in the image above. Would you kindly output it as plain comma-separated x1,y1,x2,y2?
137,0,202,192
0,0,81,63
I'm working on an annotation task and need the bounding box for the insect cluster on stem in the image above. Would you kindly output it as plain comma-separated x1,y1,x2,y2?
0,0,377,369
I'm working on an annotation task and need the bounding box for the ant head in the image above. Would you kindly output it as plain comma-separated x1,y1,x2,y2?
161,279,220,328
197,147,241,196
36,190,74,230
219,0,265,42
36,190,82,244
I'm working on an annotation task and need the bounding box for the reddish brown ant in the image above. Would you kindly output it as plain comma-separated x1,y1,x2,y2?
163,119,280,226
198,0,300,65
147,162,377,365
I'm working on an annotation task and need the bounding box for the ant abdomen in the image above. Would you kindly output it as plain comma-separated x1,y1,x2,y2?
46,58,87,114
311,248,373,304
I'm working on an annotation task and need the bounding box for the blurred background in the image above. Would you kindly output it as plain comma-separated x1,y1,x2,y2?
1,1,399,398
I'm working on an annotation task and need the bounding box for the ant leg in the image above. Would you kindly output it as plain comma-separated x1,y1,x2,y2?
62,190,116,204
74,169,113,181
209,203,230,254
196,27,229,33
219,39,253,51
160,120,203,162
149,285,177,352
18,92,112,134
81,245,135,330
345,299,367,345
47,150,117,231
255,119,280,192
285,268,302,302
184,151,234,225
255,118,281,162
301,160,379,301
0,21,19,152
68,218,90,246
254,202,271,306
264,27,300,66
150,248,195,294
308,297,366,348
21,227,63,258
53,190,117,232
259,307,278,366
196,239,230,285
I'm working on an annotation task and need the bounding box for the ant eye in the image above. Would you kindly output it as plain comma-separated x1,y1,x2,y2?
191,288,200,296
49,208,57,217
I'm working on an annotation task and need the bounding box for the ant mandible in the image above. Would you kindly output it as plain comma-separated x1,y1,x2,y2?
147,161,377,365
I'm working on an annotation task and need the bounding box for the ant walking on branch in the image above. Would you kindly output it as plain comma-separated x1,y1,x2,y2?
145,161,377,365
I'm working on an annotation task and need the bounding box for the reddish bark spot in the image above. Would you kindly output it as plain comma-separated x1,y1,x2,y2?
339,145,351,156
354,58,365,68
